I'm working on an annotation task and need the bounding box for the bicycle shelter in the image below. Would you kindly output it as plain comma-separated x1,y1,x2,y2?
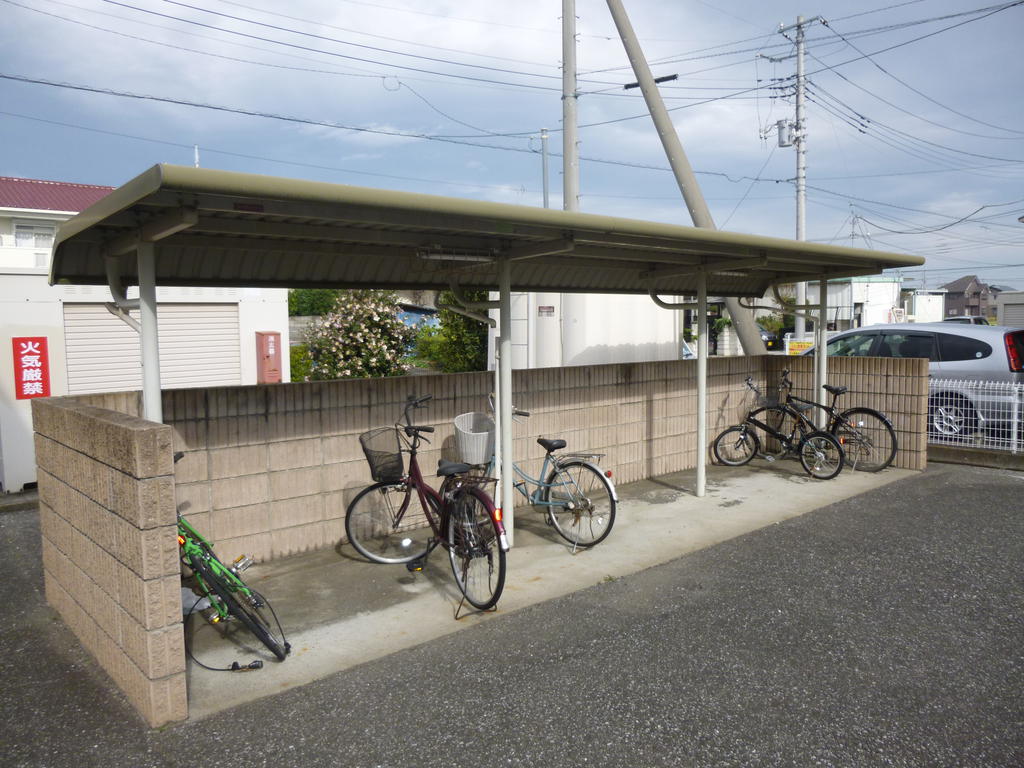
50,164,924,541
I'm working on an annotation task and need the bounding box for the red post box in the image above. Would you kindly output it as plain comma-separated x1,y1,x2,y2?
255,331,282,384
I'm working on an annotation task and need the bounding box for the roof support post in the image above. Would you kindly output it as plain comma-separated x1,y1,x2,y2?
497,257,515,545
137,241,162,423
696,271,708,497
814,277,828,428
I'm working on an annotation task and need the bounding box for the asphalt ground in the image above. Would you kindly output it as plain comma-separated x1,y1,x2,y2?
1,462,1021,767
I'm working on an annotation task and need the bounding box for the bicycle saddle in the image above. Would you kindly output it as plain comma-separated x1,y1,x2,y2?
823,384,848,396
537,438,566,452
437,459,472,477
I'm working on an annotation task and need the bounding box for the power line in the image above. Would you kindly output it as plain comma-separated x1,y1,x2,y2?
88,0,565,92
161,0,560,80
210,0,559,69
820,16,1024,137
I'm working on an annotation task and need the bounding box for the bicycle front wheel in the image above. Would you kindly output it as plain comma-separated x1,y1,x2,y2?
447,487,506,610
831,408,897,472
188,553,288,661
542,460,616,548
798,431,845,480
345,482,434,564
712,425,760,466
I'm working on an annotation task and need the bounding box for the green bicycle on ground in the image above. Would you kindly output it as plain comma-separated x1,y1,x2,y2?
176,452,289,662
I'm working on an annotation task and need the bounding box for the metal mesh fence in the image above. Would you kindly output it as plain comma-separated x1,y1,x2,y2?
928,378,1023,453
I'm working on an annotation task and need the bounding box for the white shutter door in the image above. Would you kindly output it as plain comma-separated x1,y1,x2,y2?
1004,303,1024,326
64,304,242,394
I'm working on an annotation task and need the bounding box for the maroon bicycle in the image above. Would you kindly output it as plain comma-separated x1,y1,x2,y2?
344,395,507,612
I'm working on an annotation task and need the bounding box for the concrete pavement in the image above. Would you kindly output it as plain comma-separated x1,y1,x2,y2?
2,460,1022,767
184,459,916,718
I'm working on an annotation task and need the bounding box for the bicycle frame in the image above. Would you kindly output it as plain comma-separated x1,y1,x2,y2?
743,405,810,452
484,450,614,509
395,407,508,553
178,516,251,620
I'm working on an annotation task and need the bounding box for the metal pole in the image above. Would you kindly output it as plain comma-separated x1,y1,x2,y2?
137,242,163,423
794,16,808,341
816,277,828,427
499,258,515,544
696,272,708,497
605,0,763,357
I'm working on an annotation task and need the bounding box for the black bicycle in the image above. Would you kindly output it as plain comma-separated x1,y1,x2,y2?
769,369,898,472
712,376,845,480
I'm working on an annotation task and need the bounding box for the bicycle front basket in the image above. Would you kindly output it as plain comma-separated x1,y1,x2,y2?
359,427,404,483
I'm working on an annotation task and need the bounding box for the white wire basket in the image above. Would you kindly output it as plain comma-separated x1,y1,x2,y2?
453,411,495,465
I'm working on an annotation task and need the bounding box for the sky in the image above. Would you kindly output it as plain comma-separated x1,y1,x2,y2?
2,0,1023,290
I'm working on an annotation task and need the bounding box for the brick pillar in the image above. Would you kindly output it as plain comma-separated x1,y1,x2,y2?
32,398,186,727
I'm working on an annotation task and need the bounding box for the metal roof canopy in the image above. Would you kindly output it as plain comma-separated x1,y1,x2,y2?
49,164,923,545
51,165,921,295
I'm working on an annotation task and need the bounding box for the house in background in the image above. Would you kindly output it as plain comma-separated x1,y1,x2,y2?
0,175,290,493
939,275,1017,320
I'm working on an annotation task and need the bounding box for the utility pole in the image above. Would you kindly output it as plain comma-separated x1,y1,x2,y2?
769,16,824,340
562,0,579,214
794,16,807,341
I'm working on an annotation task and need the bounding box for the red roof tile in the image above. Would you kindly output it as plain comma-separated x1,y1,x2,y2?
0,176,113,213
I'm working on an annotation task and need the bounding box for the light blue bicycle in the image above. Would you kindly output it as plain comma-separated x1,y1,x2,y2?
459,403,618,550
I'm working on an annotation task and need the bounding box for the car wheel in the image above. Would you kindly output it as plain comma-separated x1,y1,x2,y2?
928,394,978,441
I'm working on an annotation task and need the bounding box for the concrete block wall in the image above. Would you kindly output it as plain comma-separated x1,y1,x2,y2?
165,358,767,565
31,397,185,728
763,355,928,470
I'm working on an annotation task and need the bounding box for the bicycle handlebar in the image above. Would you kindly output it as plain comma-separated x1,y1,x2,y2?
405,425,434,434
514,408,531,417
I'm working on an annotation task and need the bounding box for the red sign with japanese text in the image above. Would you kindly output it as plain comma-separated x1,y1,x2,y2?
12,337,51,400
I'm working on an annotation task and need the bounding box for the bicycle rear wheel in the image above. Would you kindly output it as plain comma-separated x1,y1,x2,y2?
188,553,288,661
345,482,434,564
798,431,845,480
447,487,506,610
831,408,897,472
542,460,616,548
712,425,760,466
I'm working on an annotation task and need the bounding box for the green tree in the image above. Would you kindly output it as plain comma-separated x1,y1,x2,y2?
289,343,312,382
304,290,416,379
413,290,488,372
288,288,344,317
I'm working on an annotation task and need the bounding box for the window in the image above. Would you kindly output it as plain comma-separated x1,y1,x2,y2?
937,333,991,362
14,223,56,249
877,332,936,359
827,332,877,357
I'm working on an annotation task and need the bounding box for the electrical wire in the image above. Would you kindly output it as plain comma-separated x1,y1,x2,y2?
819,16,1024,137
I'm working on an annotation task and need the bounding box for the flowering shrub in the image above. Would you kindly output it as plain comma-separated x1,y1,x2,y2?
304,290,416,380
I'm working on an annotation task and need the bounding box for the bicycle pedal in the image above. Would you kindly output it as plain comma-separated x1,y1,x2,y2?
406,557,425,573
760,454,776,463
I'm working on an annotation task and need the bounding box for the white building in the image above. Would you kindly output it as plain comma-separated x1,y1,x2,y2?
496,292,680,369
902,289,947,323
0,176,290,493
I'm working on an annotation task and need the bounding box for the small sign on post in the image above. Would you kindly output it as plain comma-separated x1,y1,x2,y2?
12,336,51,399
